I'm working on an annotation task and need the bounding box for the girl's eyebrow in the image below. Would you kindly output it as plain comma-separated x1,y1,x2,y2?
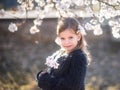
60,37,65,39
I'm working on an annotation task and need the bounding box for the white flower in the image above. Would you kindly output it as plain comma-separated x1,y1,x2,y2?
78,24,86,35
17,5,26,14
93,24,103,35
8,22,18,32
84,23,94,30
33,19,42,26
17,0,23,4
0,9,5,16
30,25,40,34
35,40,39,44
45,56,59,69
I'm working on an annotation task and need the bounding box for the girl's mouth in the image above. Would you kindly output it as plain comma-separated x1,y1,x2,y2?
64,45,72,48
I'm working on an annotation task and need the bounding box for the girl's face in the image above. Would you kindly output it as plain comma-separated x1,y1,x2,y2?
58,28,81,53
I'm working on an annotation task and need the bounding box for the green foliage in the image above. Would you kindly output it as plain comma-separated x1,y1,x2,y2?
107,84,120,90
0,58,29,90
86,84,98,90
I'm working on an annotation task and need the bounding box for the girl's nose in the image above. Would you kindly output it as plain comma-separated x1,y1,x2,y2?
65,39,70,44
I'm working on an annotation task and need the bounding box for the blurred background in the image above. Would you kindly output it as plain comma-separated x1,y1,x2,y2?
0,0,120,90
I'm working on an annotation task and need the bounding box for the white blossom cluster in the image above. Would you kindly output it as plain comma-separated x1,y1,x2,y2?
30,25,40,34
8,22,18,32
0,0,120,39
45,50,68,69
45,56,59,69
0,9,5,16
109,20,120,38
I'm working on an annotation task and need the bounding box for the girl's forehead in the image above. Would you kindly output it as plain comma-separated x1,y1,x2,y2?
60,28,76,34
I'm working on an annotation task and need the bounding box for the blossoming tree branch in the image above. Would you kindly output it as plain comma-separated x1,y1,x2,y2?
0,0,120,38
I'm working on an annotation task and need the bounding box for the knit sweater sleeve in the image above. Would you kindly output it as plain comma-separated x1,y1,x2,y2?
52,52,87,90
36,51,87,90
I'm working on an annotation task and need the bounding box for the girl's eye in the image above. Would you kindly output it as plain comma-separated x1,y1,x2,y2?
60,37,65,40
69,37,73,39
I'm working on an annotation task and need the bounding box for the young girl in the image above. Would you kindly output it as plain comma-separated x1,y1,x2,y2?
36,17,91,90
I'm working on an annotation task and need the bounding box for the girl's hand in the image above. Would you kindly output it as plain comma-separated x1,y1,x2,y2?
36,70,48,80
36,71,54,89
36,70,42,80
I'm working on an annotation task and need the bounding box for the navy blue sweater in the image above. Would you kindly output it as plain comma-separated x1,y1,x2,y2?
36,49,87,90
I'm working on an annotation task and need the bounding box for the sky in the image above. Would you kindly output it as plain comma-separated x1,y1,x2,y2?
0,0,18,9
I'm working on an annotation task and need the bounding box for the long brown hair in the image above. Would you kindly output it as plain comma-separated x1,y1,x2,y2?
57,17,91,64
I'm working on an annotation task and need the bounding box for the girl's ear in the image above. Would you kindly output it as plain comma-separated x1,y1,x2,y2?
77,32,81,41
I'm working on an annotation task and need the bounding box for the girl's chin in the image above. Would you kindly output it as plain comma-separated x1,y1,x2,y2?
61,47,75,52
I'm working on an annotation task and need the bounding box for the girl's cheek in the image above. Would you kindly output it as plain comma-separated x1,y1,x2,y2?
71,37,77,41
61,40,65,45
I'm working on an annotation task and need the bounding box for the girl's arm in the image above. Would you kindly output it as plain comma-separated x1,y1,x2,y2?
36,70,57,90
36,53,87,90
